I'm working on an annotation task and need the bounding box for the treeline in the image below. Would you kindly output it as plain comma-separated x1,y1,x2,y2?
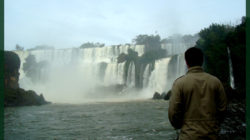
79,42,105,49
15,44,54,51
195,17,246,98
15,34,198,51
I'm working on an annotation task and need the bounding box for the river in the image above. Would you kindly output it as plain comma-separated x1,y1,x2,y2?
4,100,177,140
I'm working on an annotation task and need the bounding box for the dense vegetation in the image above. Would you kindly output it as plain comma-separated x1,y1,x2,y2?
27,45,54,51
226,18,246,94
133,34,161,52
79,42,105,49
4,51,20,79
15,44,24,51
195,17,246,98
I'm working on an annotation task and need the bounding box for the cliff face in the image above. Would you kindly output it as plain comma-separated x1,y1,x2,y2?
4,51,50,107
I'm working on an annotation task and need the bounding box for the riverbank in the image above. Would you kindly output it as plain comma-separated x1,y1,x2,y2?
4,88,51,107
219,100,246,140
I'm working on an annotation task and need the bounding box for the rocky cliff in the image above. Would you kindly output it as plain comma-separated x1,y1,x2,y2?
4,51,50,107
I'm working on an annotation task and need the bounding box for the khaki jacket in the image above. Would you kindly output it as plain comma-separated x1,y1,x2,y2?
168,66,227,140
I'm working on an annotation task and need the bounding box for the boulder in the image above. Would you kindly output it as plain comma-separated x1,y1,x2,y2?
153,92,162,99
4,88,51,107
163,90,171,100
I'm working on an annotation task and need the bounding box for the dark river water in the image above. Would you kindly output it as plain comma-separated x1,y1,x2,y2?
4,100,177,140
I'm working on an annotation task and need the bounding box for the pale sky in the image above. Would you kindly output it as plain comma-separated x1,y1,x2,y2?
4,0,245,50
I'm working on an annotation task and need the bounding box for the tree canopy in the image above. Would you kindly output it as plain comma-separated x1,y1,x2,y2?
79,42,105,49
27,45,54,51
15,44,24,51
132,34,161,52
195,17,246,93
4,51,20,76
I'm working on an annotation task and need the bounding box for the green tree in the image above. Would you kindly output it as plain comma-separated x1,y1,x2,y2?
79,42,105,49
132,34,161,52
15,44,24,51
226,17,246,92
27,45,54,51
195,24,234,84
4,51,21,88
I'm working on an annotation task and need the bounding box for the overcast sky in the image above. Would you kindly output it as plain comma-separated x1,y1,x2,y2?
5,0,245,50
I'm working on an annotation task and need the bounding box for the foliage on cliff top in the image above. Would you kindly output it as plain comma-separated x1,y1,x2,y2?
4,51,20,76
80,42,105,49
226,17,246,92
27,45,54,51
15,44,24,51
133,34,161,52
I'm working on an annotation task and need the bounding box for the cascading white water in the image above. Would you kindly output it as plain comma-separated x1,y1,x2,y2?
126,61,136,87
148,58,171,94
142,64,151,88
15,45,144,102
104,62,126,86
172,54,186,81
15,43,189,103
227,47,235,89
14,51,29,79
145,55,187,94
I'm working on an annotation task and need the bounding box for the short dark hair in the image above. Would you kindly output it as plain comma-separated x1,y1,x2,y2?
185,47,203,67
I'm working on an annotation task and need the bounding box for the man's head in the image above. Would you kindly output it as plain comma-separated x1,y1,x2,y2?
185,47,204,67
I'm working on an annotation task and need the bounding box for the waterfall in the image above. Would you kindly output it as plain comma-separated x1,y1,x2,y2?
15,43,189,102
126,61,135,87
227,47,235,89
148,58,171,94
142,64,151,88
104,62,125,86
143,54,186,94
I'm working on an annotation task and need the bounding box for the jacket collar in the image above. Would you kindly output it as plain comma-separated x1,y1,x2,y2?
187,66,203,74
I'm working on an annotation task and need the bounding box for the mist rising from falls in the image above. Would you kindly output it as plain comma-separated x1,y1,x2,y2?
162,43,191,56
16,44,189,103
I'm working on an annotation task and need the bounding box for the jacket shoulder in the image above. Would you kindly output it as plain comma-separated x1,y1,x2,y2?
204,72,222,83
173,75,185,85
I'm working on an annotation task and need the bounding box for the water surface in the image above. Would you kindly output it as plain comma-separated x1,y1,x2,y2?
5,100,177,140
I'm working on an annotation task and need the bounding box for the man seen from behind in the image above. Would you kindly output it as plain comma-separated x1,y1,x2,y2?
168,47,227,140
